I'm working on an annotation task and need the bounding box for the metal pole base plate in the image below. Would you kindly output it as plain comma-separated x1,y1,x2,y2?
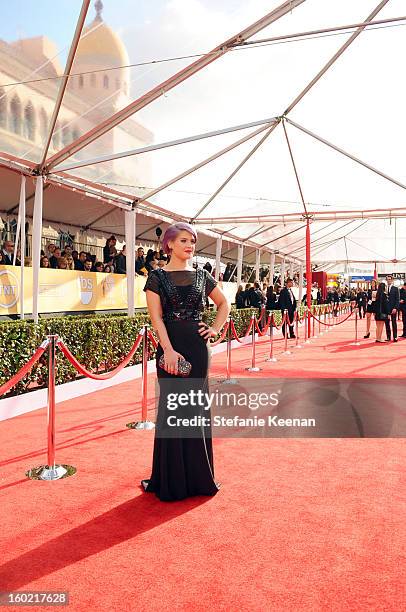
127,420,155,430
350,342,361,346
26,464,76,481
294,344,303,349
282,350,292,355
246,367,262,372
265,357,277,362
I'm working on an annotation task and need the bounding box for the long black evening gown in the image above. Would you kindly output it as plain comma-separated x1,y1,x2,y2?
141,267,220,501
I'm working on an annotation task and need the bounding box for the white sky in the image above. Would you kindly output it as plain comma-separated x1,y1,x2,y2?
1,0,406,264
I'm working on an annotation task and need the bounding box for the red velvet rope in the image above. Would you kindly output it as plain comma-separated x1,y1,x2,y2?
230,319,247,343
57,332,144,380
284,310,296,327
0,341,49,397
147,330,158,349
209,321,230,346
271,311,286,330
309,310,354,327
254,315,271,336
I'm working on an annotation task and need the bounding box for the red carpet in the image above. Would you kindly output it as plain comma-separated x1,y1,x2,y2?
0,318,405,611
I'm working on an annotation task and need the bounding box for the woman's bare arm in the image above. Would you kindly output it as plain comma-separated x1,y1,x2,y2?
145,290,172,351
199,286,230,339
145,289,184,374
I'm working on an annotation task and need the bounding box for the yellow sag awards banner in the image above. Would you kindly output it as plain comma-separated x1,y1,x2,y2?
0,265,237,316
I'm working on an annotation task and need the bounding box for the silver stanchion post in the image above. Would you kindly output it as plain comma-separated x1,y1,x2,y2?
246,315,262,372
127,326,155,430
304,307,311,343
312,308,317,339
350,309,361,346
265,314,277,362
26,335,76,481
294,312,302,349
319,307,324,336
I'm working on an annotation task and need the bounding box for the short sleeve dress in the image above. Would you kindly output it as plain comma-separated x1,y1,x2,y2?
141,267,220,501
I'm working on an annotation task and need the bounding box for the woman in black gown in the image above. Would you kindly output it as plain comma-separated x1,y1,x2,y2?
141,222,230,501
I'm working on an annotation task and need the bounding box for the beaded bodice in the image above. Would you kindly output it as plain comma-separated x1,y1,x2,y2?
155,268,207,322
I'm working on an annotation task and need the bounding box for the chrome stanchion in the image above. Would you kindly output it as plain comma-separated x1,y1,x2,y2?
265,314,277,362
220,317,238,384
127,326,155,430
323,308,327,333
350,310,361,346
294,312,302,349
325,307,331,333
26,336,76,481
246,315,262,372
304,308,311,343
312,308,318,339
282,309,292,355
319,307,324,336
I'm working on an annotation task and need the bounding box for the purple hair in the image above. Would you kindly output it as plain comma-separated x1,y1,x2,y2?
162,222,197,255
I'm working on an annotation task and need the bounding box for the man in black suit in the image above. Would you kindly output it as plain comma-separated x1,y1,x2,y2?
279,278,297,339
356,288,367,318
385,275,400,342
247,281,265,309
399,281,406,338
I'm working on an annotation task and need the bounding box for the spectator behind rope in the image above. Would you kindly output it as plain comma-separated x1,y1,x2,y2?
49,247,62,269
266,285,277,310
75,251,87,271
135,247,148,276
114,245,127,274
235,285,246,309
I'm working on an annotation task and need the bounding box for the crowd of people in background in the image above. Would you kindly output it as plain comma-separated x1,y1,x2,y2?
38,236,170,274
233,273,406,343
2,237,406,339
0,235,171,274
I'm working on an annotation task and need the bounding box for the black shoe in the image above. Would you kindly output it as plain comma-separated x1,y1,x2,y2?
385,339,391,342
364,333,370,339
394,338,398,342
290,334,296,339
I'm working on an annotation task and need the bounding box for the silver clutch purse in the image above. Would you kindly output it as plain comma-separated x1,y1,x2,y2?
159,355,192,376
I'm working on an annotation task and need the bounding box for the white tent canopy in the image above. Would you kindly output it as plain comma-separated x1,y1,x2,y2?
1,0,406,319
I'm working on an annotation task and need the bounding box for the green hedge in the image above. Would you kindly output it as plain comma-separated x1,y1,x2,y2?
0,304,339,398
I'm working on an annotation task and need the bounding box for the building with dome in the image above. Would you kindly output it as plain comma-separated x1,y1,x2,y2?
0,1,153,251
0,0,153,186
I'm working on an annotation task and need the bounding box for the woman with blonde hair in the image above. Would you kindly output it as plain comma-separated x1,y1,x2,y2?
65,255,75,270
57,257,68,270
142,222,230,501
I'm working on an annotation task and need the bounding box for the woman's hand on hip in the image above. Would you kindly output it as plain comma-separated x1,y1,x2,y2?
198,322,219,340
